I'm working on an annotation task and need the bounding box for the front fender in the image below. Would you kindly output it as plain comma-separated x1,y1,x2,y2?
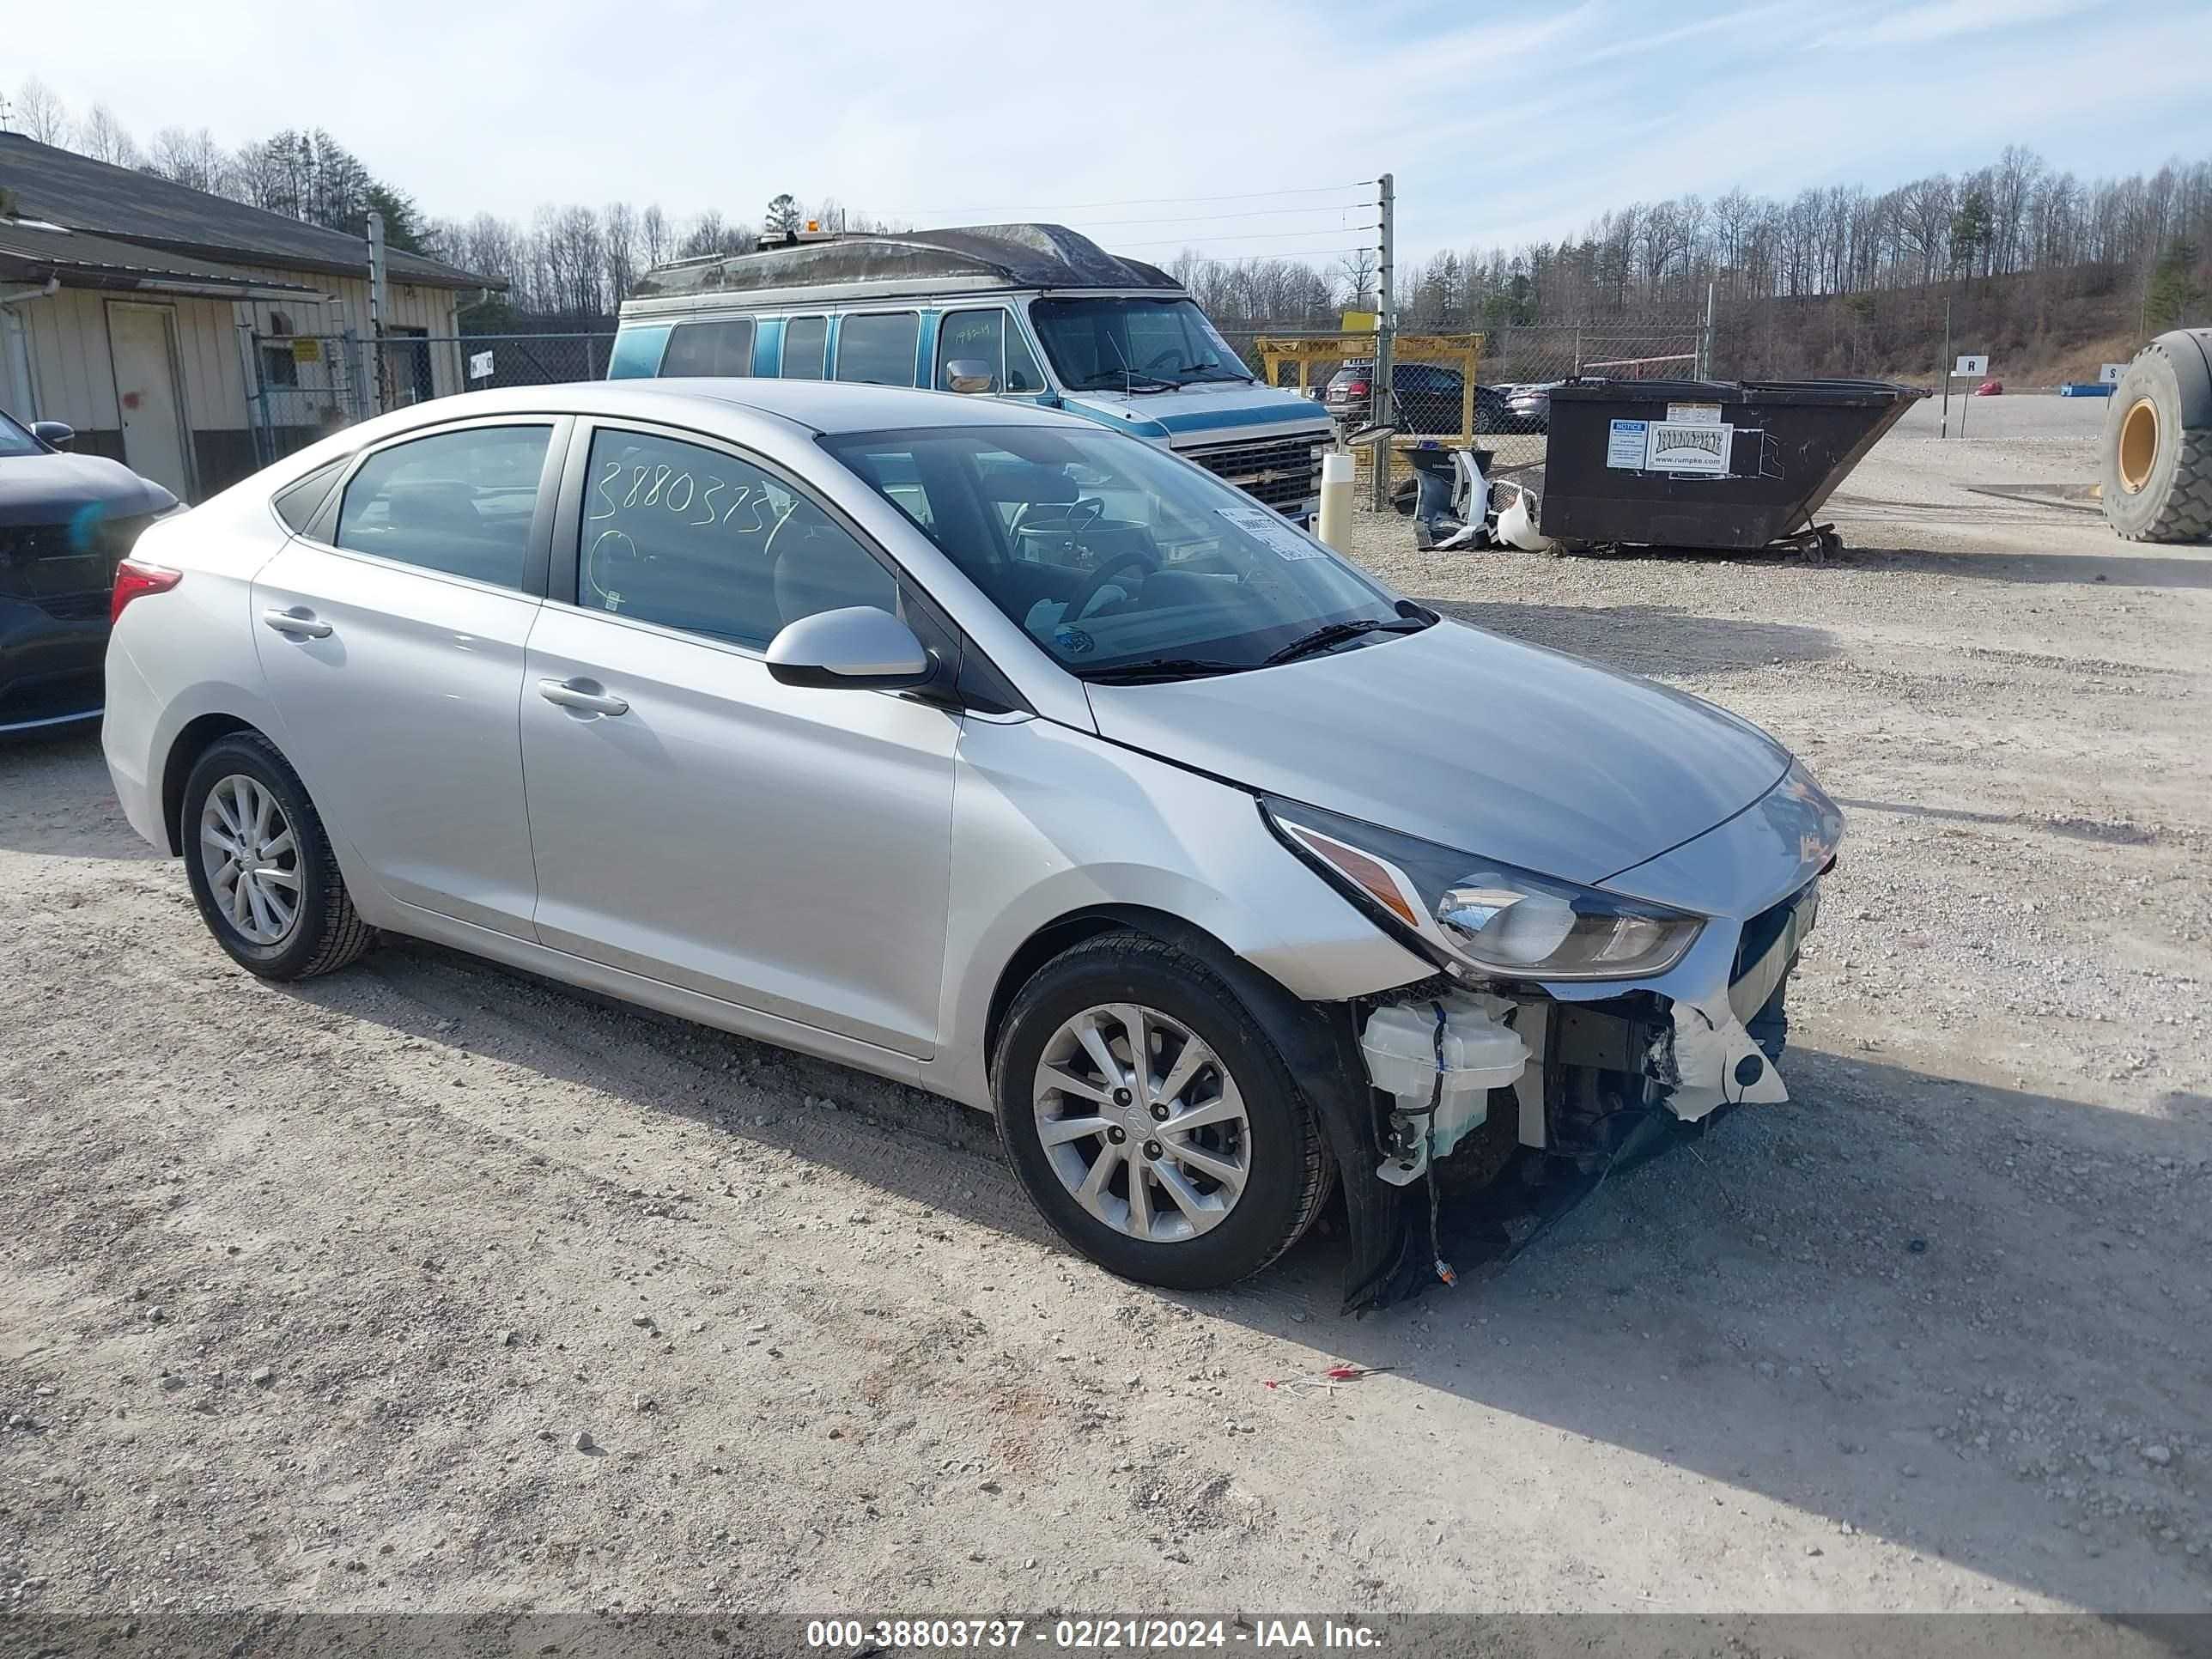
931,717,1428,1113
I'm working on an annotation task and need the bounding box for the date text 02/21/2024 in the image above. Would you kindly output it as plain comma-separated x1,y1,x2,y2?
802,1616,1383,1650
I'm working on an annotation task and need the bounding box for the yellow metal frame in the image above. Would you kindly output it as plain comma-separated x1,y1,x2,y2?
1255,331,1485,451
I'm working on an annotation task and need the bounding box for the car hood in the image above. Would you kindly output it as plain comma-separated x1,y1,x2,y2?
0,451,177,528
1082,618,1792,886
1061,381,1329,446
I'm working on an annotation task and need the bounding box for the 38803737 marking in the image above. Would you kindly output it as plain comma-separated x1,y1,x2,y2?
801,1616,1383,1650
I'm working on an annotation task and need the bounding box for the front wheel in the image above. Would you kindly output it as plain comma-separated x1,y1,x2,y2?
992,933,1329,1291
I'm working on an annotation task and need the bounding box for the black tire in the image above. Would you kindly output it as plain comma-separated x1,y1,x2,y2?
992,932,1329,1291
179,732,374,981
2103,329,2212,544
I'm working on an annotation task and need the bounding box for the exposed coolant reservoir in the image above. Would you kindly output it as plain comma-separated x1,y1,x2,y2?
1360,994,1528,1184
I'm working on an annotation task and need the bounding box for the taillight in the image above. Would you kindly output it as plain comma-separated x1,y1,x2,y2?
1346,380,1371,397
111,558,181,625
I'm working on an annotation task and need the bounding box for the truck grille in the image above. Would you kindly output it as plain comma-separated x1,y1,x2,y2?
1183,434,1322,514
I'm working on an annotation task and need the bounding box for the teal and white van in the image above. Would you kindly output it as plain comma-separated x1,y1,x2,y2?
610,224,1330,521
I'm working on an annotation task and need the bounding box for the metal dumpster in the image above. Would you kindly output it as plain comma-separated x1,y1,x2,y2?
1540,378,1924,555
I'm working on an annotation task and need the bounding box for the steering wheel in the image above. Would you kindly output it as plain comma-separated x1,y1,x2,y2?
1011,495,1104,538
1065,545,1161,621
1140,347,1184,375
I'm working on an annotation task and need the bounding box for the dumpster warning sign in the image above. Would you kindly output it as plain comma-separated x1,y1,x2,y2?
1644,422,1733,475
1606,420,1648,468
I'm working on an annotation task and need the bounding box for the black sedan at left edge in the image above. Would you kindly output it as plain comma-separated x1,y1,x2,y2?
1,408,180,733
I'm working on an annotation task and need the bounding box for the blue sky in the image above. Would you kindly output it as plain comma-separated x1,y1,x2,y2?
12,0,2209,268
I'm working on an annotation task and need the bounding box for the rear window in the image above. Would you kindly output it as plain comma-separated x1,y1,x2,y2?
835,313,919,387
661,319,756,377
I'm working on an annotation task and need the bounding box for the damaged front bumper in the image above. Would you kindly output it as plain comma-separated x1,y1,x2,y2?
1342,765,1842,1310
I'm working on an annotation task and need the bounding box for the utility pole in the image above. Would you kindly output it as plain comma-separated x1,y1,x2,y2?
1369,173,1395,511
1700,281,1717,379
1939,301,1951,440
367,209,389,415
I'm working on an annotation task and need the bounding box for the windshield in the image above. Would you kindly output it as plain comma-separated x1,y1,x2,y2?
0,410,42,459
821,424,1423,678
1029,298,1252,390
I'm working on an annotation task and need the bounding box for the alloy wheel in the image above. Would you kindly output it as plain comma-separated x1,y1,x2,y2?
198,774,302,946
1030,1002,1250,1243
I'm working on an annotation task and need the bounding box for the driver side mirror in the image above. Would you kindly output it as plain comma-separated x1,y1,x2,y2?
942,359,996,395
31,420,75,451
765,605,936,690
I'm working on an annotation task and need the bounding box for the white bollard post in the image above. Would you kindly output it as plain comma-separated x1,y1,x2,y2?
1317,451,1355,550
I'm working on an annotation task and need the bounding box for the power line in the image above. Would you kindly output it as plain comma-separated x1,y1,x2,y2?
896,180,1376,220
1113,228,1378,249
1056,202,1373,229
1140,246,1376,264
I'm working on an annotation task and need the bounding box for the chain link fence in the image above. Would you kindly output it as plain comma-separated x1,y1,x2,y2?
247,331,615,466
1222,321,1705,486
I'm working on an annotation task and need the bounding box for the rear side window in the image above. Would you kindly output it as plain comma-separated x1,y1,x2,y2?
273,458,349,532
781,316,826,380
333,425,551,590
835,313,919,386
661,319,756,377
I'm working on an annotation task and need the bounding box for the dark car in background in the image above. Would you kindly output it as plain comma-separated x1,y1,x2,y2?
1324,362,1514,435
1,410,179,732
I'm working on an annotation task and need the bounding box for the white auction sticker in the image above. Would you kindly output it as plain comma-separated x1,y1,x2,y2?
1666,402,1723,426
1217,505,1322,560
1606,420,1649,468
1644,422,1733,475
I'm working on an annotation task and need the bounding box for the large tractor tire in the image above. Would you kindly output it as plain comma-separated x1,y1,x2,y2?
2103,327,2212,544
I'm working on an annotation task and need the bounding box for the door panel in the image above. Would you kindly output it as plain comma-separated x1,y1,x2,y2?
520,604,959,1055
254,544,544,935
106,304,192,499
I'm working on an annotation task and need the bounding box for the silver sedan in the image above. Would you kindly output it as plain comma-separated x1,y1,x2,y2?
101,380,1839,1305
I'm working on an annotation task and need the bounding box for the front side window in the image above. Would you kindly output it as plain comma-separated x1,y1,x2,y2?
661,319,756,377
579,428,896,647
781,316,826,379
823,424,1407,678
834,313,919,387
0,410,42,458
333,425,550,589
936,309,1006,392
1028,298,1251,391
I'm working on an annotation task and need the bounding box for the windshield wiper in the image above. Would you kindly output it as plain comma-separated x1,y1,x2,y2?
1073,369,1177,392
1075,656,1249,684
1262,617,1429,665
1176,362,1255,384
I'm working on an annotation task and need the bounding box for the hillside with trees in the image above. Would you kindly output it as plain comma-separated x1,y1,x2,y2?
9,75,2206,381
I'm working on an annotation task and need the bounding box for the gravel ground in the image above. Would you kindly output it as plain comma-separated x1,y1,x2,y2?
3,423,2209,1635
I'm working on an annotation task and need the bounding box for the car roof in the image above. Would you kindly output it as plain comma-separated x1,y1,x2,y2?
362,378,1098,441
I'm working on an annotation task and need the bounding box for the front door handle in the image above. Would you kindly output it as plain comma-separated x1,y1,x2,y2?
538,678,629,717
262,606,333,639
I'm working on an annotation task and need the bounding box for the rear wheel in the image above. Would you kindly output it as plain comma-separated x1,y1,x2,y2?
181,732,374,981
993,933,1328,1291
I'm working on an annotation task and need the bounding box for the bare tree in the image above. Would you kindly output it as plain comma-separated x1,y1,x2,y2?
75,103,141,167
11,76,71,145
144,126,229,194
602,201,639,306
1335,247,1376,309
641,204,672,269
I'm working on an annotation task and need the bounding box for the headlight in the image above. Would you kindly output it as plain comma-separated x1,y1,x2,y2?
1263,797,1704,981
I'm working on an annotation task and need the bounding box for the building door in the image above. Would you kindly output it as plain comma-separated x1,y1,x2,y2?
382,325,434,409
106,303,194,499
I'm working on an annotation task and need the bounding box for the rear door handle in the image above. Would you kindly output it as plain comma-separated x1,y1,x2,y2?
538,678,629,717
262,607,333,639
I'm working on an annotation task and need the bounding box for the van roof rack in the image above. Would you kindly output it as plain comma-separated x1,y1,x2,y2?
628,223,1178,306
